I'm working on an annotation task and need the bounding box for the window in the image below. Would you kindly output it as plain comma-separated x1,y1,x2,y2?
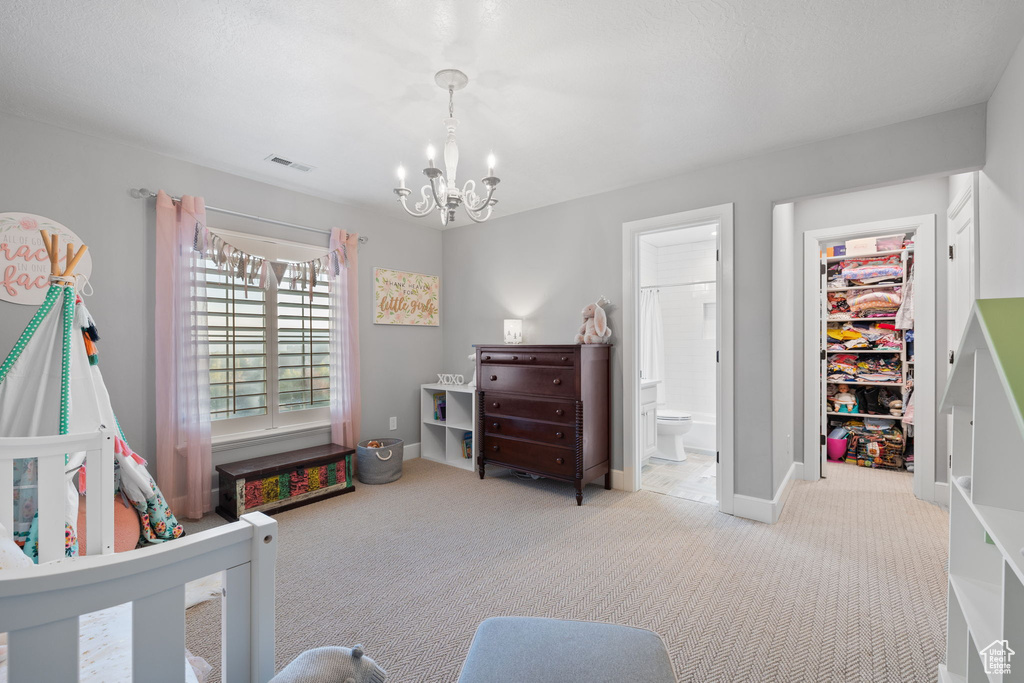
205,229,331,437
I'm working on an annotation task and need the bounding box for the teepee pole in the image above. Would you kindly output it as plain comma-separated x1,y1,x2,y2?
63,245,88,278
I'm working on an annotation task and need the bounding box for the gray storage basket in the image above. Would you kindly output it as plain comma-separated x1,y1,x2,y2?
356,438,404,484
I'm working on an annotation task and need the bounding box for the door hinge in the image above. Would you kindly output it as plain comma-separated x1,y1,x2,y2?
716,249,719,262
949,454,952,469
716,350,719,363
820,434,826,446
949,350,955,364
716,451,720,463
820,349,826,361
948,245,954,260
820,263,826,275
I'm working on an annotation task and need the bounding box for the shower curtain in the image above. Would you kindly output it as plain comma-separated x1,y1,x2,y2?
639,288,665,402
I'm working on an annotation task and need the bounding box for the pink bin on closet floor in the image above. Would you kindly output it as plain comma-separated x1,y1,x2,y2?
827,438,848,461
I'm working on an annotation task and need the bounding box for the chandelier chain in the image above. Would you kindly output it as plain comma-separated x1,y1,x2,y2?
449,86,454,118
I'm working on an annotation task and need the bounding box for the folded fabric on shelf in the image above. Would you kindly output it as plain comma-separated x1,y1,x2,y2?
840,254,904,285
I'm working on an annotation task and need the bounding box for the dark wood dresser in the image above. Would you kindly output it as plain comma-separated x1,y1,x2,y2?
476,344,610,505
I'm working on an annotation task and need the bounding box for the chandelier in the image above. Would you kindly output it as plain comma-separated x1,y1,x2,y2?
394,69,500,226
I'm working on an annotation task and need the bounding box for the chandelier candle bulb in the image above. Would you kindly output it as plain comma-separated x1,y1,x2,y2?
487,153,495,176
397,166,406,189
427,145,436,167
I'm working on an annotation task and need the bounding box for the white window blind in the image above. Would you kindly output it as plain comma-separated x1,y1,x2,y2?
277,274,331,413
203,228,332,437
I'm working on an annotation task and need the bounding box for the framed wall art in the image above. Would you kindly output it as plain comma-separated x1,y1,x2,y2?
373,267,439,326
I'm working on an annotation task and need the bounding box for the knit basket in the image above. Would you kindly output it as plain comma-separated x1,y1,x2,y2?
356,438,404,485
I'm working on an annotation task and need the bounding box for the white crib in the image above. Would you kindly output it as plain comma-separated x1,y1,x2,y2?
0,430,278,682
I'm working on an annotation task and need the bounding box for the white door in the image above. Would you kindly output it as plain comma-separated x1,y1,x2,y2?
948,174,978,357
947,173,979,484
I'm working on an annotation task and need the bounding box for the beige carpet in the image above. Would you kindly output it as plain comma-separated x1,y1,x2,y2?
184,458,949,682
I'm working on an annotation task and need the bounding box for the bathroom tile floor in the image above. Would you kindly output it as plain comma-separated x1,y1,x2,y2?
642,452,717,505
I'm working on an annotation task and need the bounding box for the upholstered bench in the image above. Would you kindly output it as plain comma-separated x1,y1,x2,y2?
457,617,676,683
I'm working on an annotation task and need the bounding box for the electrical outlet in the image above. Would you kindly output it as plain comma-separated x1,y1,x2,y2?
389,416,397,430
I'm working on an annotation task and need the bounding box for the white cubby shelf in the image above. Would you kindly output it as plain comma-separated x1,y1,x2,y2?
420,383,477,472
938,298,1024,683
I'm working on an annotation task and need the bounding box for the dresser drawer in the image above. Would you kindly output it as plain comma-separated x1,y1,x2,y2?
485,415,574,445
478,350,575,366
482,435,575,477
483,393,575,424
480,364,576,398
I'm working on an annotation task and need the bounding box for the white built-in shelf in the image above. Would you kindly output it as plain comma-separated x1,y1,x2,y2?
939,299,1024,682
826,282,904,292
826,380,904,387
825,411,901,419
420,383,477,472
948,572,1002,654
828,316,898,322
822,246,914,263
826,348,902,354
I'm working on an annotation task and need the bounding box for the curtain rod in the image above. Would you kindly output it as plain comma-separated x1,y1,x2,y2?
129,188,368,244
641,280,716,290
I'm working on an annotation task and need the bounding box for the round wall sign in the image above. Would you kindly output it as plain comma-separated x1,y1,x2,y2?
0,213,93,305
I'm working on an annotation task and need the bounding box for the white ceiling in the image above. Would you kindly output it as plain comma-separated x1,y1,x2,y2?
1,2,1022,230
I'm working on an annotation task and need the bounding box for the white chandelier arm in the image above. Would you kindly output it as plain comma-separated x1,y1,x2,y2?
462,179,497,213
463,203,493,223
427,175,447,212
397,186,436,218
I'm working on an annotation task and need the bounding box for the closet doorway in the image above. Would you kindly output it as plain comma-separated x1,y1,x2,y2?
802,215,937,501
622,204,735,514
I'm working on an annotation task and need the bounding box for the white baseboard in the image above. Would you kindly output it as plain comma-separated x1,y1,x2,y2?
403,442,420,460
933,481,950,509
733,461,800,524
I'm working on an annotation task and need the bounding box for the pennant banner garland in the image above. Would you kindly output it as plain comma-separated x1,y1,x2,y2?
197,224,350,295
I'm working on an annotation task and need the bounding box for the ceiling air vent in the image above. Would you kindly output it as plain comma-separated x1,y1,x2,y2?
264,155,314,172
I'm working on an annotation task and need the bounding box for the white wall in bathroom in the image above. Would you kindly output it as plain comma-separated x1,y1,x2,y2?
639,240,659,287
656,239,717,415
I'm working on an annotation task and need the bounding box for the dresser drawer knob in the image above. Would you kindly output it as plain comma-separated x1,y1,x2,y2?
555,431,564,439
528,356,536,361
484,355,491,360
490,375,497,381
512,355,518,360
492,402,500,409
555,409,564,416
492,422,499,429
492,445,500,452
552,378,561,385
556,458,564,465
561,356,568,361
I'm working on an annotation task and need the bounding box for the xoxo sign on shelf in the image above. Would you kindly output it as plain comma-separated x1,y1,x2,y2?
0,213,93,305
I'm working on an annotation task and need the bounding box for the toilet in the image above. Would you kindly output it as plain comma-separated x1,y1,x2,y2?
655,409,693,461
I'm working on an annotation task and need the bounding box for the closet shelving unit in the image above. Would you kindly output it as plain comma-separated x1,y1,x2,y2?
820,241,915,470
938,298,1024,683
420,383,476,471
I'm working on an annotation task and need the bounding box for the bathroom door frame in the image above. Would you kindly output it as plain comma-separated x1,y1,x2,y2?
621,203,735,514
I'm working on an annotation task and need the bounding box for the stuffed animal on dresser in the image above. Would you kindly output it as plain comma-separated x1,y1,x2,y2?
574,299,612,345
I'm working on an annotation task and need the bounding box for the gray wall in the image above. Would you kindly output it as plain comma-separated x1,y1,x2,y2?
442,104,986,500
790,177,952,485
981,33,1024,299
0,111,443,472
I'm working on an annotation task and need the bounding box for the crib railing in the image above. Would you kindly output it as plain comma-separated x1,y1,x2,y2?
0,429,115,563
0,511,278,682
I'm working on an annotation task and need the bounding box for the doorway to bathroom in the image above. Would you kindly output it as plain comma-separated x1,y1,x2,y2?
622,204,735,513
638,225,718,503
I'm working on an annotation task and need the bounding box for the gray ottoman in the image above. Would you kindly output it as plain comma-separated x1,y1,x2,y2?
457,617,676,683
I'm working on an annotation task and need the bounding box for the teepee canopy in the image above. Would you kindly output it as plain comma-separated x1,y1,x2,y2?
0,234,183,561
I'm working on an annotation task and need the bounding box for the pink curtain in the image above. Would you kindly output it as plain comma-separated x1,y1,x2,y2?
329,229,361,447
155,191,212,519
